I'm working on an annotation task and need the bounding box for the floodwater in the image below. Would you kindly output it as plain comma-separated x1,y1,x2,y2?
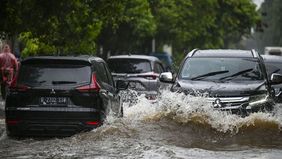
1,90,282,159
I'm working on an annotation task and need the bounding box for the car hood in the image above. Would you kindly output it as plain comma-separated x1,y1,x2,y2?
176,80,268,97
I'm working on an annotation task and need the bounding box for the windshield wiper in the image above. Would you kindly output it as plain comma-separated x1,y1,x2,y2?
219,68,253,81
52,81,77,85
190,70,229,80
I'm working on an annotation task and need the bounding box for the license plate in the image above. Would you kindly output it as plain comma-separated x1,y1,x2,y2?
40,97,67,105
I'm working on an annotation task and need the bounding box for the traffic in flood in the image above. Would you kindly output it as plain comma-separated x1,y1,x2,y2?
1,90,282,158
1,0,282,158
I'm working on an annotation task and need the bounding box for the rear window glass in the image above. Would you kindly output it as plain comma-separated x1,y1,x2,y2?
18,64,91,86
108,59,151,73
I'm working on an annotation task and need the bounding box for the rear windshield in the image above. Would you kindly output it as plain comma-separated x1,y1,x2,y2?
18,64,91,86
108,59,151,73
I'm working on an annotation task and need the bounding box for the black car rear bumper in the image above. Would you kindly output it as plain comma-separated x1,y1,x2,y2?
5,107,103,137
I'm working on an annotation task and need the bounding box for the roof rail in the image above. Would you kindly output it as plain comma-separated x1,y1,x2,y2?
186,49,199,57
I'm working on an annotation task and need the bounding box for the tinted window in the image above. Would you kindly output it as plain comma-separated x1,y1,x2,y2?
108,59,151,73
180,58,264,81
154,63,164,73
18,64,91,86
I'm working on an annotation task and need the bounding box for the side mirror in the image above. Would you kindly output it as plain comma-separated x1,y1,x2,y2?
270,73,282,85
159,72,174,83
116,80,128,90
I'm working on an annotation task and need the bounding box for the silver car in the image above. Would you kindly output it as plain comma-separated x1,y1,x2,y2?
108,55,165,100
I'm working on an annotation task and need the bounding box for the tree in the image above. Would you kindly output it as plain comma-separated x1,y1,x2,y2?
149,0,258,52
0,0,127,56
96,0,156,57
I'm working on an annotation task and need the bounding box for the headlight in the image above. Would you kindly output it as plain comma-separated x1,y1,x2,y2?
249,94,268,106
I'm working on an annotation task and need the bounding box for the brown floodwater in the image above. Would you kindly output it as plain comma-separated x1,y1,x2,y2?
1,91,282,159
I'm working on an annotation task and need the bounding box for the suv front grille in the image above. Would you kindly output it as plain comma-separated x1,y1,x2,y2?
207,97,249,109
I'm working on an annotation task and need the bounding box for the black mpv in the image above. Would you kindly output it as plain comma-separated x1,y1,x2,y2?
5,56,126,137
160,49,282,115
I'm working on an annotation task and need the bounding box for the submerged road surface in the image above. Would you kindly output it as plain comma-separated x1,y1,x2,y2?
1,90,282,158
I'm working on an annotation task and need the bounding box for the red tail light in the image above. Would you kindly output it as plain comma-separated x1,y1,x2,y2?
76,73,100,92
85,121,100,125
6,119,20,125
15,84,30,92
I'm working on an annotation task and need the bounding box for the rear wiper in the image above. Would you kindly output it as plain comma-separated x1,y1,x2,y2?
190,70,229,80
219,68,253,81
52,81,77,85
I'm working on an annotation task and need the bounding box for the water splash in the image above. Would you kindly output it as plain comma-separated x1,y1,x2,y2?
122,90,282,134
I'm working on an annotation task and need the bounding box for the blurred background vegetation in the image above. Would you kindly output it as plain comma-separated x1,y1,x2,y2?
0,0,277,66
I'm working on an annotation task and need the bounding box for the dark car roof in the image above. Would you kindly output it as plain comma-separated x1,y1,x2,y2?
190,49,255,58
108,55,160,62
21,55,104,64
150,52,171,56
262,55,282,63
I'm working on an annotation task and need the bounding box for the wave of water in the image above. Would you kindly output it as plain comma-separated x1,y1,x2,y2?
1,90,282,158
121,90,282,134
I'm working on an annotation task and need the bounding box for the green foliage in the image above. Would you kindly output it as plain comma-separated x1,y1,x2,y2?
19,32,56,57
0,0,259,60
0,0,106,55
97,0,156,55
150,0,258,54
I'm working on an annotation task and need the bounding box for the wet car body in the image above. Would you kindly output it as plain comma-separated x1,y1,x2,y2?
5,56,125,137
262,55,282,102
160,49,282,115
107,55,165,100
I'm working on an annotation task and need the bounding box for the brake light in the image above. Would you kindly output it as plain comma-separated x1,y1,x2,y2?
85,121,100,125
10,83,30,92
6,119,20,125
16,84,30,91
76,73,100,92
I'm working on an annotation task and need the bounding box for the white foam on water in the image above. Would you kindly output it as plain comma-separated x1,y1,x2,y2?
121,90,282,134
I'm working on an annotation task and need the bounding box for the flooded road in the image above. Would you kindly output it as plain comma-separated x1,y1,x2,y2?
1,90,282,158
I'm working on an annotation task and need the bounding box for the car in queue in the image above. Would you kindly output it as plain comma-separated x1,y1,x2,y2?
262,55,282,102
149,52,174,72
159,49,282,116
107,55,165,101
5,56,127,137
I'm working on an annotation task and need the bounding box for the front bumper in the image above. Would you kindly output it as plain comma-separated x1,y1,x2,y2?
207,97,272,114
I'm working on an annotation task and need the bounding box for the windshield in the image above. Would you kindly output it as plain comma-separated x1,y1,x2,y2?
108,59,152,74
151,54,172,66
18,64,91,86
180,57,264,81
264,62,282,79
